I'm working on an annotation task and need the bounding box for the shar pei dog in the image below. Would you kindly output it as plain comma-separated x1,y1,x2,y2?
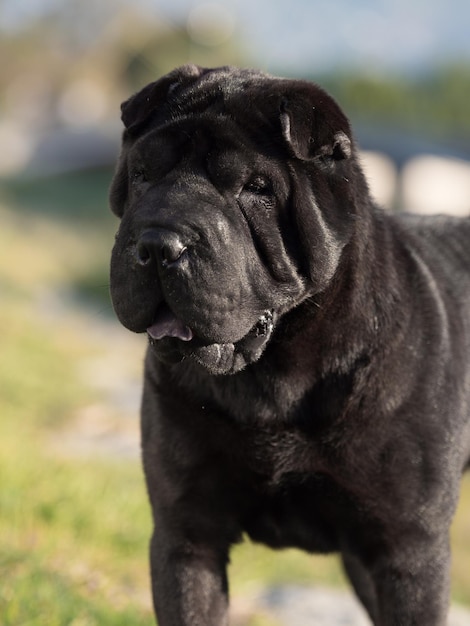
109,65,470,625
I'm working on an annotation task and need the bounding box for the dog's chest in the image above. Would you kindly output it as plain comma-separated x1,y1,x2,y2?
241,461,351,554
235,427,356,552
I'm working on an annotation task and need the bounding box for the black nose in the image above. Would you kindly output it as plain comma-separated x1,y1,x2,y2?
136,230,187,269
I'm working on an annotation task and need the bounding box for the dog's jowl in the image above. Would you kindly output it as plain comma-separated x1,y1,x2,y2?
109,65,470,625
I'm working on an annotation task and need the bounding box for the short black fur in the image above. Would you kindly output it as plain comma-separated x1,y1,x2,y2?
109,65,470,626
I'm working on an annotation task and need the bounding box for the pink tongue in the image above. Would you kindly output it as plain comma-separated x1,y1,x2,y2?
147,305,193,342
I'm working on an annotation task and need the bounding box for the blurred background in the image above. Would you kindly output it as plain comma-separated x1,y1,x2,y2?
1,1,470,625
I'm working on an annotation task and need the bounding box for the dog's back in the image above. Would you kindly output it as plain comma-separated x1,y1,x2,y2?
391,212,470,469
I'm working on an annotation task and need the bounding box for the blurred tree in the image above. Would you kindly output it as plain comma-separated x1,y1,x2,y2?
0,0,246,135
322,65,470,143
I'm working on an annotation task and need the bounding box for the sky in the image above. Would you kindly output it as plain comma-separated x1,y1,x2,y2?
148,0,470,74
2,0,470,74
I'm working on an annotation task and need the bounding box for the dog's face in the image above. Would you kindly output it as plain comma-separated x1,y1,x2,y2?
110,65,356,374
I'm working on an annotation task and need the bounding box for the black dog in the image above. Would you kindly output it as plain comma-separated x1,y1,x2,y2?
109,65,470,625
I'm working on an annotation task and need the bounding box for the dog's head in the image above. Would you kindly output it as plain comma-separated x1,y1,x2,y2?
110,65,360,374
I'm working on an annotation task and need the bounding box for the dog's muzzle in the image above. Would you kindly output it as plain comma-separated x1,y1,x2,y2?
147,308,275,375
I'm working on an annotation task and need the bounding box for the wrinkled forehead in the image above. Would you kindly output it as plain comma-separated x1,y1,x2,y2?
173,67,278,107
124,70,285,142
121,65,351,156
126,113,291,203
130,126,288,201
121,67,275,134
170,70,287,128
131,108,284,167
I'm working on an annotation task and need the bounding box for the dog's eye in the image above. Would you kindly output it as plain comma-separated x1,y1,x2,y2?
131,169,147,185
243,176,272,195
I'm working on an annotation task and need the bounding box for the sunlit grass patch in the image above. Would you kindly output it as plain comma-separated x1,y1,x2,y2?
0,424,154,625
0,557,153,626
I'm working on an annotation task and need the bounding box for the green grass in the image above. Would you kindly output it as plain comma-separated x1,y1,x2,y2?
0,440,154,626
1,196,470,625
0,204,154,625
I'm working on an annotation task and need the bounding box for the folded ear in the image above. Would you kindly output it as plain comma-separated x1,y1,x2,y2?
279,88,352,163
276,84,356,289
121,64,203,133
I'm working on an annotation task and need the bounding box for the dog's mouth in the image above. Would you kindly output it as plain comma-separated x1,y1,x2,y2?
147,303,194,342
146,305,275,375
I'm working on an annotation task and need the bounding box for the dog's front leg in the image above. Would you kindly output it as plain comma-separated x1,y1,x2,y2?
149,525,230,626
372,535,451,626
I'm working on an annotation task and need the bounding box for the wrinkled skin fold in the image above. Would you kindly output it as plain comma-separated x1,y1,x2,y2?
109,65,470,625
